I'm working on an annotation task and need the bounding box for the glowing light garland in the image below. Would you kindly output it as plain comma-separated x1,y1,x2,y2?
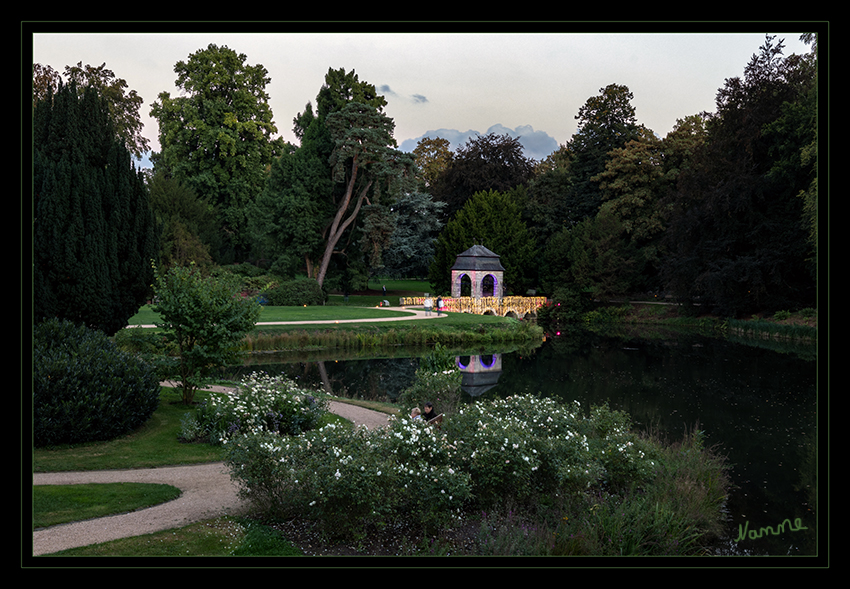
400,296,548,318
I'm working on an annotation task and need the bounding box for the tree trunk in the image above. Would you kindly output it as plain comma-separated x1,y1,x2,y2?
316,159,372,287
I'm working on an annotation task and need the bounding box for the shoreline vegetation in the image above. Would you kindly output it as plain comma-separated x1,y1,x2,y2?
34,376,733,558
120,293,817,358
34,284,812,557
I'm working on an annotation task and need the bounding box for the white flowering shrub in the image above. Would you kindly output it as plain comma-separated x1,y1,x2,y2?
224,394,660,540
184,372,328,444
225,420,472,538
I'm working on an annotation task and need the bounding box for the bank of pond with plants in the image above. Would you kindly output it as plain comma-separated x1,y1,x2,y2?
34,296,817,556
181,368,731,556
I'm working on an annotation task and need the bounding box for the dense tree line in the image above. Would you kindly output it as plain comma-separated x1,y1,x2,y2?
33,34,818,332
427,35,817,318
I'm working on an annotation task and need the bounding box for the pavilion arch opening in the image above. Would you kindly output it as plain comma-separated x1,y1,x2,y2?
482,274,497,297
458,274,472,297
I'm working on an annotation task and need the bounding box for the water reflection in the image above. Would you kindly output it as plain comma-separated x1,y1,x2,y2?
457,353,503,396
225,328,818,556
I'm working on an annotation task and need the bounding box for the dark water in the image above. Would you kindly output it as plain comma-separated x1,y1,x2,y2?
226,328,819,557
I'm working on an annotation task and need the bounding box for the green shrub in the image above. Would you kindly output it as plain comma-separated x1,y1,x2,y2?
264,277,326,307
397,366,463,418
33,318,161,447
582,305,630,325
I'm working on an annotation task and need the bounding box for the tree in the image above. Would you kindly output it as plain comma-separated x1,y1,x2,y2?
412,136,453,189
33,81,159,336
565,84,643,222
524,146,574,248
33,62,150,159
553,210,642,301
151,264,261,405
429,188,537,295
662,35,816,316
147,170,218,269
149,44,286,262
249,68,410,288
318,101,414,287
381,191,446,278
431,133,535,220
592,127,666,290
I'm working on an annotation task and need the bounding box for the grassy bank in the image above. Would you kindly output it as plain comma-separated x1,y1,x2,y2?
121,304,546,356
579,301,817,342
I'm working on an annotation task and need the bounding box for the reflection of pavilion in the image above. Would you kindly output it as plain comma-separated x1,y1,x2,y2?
456,353,502,396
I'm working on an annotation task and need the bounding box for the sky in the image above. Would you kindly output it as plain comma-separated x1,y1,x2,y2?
29,27,815,166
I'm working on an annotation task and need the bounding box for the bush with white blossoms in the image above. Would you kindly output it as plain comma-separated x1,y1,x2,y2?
224,392,662,540
224,419,472,538
182,372,328,445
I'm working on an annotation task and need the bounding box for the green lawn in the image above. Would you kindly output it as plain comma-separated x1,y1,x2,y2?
33,483,182,529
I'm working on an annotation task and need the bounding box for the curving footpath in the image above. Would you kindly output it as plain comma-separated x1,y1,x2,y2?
31,402,392,556
127,304,447,329
32,308,424,557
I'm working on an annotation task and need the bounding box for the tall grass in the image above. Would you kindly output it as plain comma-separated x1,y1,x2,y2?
241,320,544,352
473,426,731,556
726,318,816,342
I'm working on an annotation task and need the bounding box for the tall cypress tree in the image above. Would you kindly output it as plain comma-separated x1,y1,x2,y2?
33,81,159,335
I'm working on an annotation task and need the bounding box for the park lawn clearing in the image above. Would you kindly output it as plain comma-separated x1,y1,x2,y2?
32,387,225,473
41,516,302,556
127,304,414,327
33,482,182,529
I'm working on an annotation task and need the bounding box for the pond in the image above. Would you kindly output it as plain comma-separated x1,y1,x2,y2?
225,327,819,557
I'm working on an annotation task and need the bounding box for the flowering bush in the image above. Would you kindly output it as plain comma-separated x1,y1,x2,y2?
182,372,328,444
225,419,472,538
224,392,662,541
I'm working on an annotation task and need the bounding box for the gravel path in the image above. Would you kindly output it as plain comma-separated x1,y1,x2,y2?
30,401,393,556
31,307,421,556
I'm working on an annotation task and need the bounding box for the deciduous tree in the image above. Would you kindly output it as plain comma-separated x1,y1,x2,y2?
662,35,816,316
151,263,261,405
565,83,643,222
149,44,286,262
430,133,534,221
33,62,150,159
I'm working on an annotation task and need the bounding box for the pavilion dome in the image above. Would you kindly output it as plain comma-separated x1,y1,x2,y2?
450,245,505,272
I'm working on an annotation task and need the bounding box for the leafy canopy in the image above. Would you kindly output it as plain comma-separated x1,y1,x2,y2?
152,263,261,405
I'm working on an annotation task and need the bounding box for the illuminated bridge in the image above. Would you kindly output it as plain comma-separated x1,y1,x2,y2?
400,296,547,319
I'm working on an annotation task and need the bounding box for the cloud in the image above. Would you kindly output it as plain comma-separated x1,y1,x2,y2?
379,85,427,104
400,124,559,161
